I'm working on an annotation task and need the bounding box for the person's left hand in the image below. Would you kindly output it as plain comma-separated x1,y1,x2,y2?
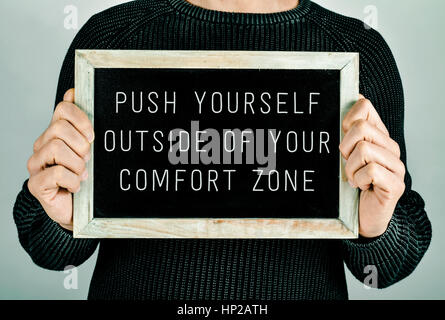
339,95,406,238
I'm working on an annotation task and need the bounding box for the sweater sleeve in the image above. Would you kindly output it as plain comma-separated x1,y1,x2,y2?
12,15,109,271
13,181,99,270
341,27,432,288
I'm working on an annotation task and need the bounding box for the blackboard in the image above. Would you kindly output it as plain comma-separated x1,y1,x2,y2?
73,50,359,238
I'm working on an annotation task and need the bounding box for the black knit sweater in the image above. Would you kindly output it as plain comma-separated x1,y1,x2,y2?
13,0,432,300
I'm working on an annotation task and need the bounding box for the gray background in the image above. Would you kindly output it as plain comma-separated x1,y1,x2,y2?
0,0,443,299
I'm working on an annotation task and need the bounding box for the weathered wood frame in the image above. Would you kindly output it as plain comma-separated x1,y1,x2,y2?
74,50,359,239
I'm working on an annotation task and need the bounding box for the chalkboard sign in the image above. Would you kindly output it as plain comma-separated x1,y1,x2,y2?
73,50,359,239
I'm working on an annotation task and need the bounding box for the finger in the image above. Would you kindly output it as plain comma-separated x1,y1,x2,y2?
342,97,389,136
63,88,75,103
59,221,74,231
31,165,81,194
52,101,94,143
339,119,401,159
345,141,405,183
353,162,405,197
27,138,87,177
34,119,91,159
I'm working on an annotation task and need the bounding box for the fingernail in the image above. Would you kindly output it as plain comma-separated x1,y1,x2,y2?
348,180,356,188
87,132,95,143
81,170,88,181
84,152,91,162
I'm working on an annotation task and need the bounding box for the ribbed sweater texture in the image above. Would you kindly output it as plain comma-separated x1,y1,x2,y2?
13,0,432,300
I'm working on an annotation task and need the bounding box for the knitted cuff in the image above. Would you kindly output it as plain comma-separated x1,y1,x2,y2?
342,190,432,288
13,180,98,270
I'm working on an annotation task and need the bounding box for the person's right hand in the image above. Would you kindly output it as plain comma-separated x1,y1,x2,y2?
27,88,94,231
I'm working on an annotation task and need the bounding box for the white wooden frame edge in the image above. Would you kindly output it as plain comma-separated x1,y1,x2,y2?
73,50,359,239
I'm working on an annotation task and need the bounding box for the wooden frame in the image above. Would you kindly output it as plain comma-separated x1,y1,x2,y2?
74,50,359,239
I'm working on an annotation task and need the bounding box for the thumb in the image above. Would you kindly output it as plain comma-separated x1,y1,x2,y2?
63,88,75,103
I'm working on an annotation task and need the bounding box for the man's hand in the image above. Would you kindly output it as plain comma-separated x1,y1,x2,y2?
27,88,94,231
339,95,406,238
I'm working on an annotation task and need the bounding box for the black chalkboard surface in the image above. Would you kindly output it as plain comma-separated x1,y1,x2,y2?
73,50,359,238
94,68,339,219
